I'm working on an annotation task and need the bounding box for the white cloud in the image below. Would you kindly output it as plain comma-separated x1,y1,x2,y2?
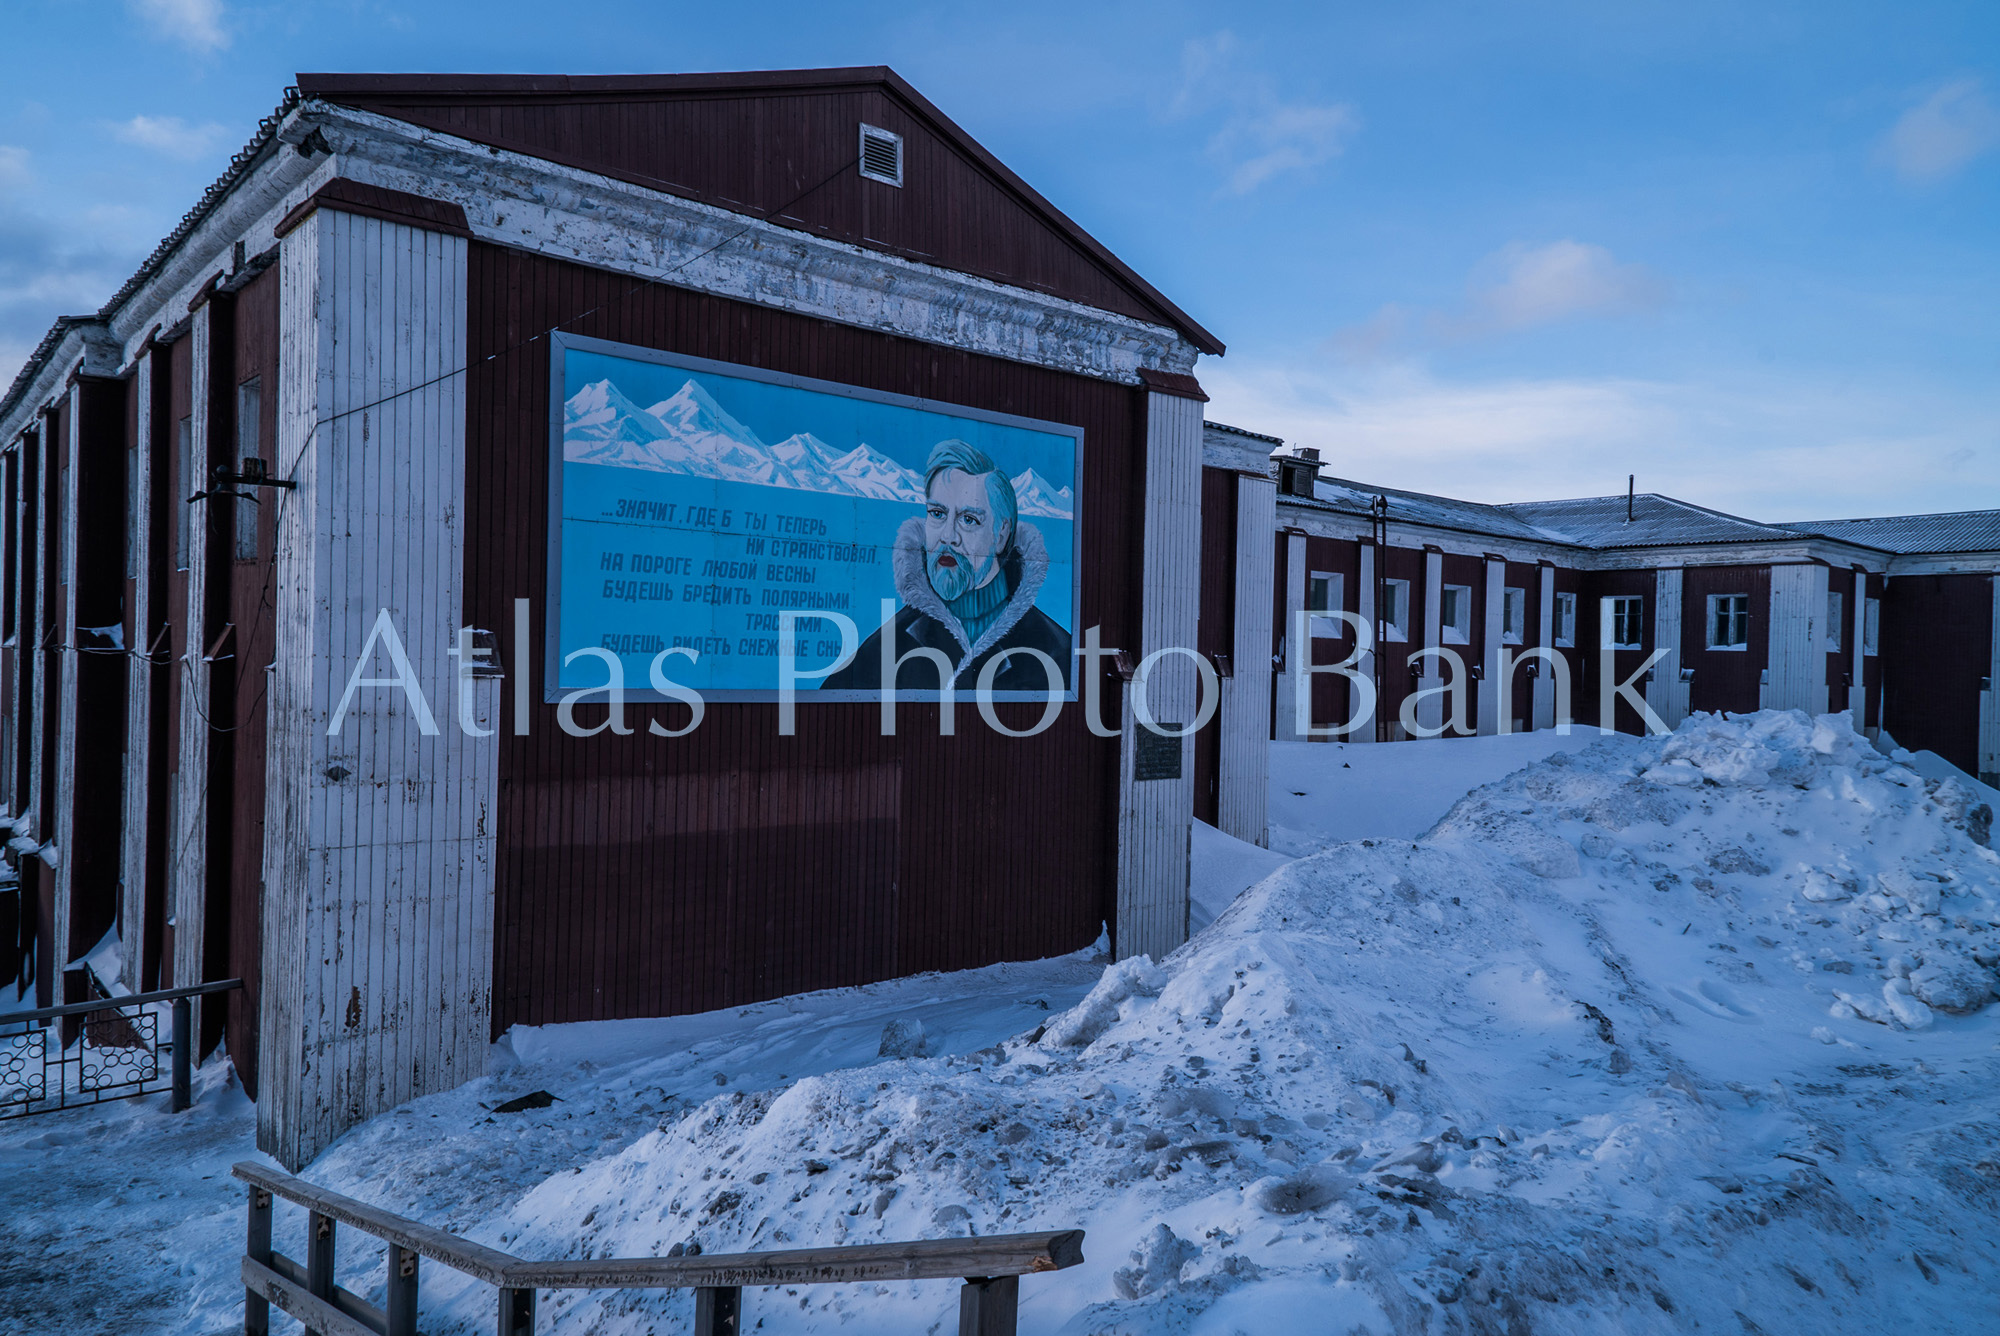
1463,240,1664,335
1170,31,1359,195
0,146,30,191
1879,78,2000,182
127,0,228,53
1334,240,1663,358
1200,356,2000,521
110,115,230,161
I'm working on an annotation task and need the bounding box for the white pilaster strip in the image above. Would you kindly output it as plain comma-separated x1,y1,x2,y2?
1219,472,1275,847
119,352,154,991
172,305,213,1018
51,384,81,986
1351,541,1377,744
1762,564,1825,714
1415,550,1444,735
1646,567,1687,731
1533,565,1555,731
1115,389,1203,963
259,207,493,1171
1850,571,1867,726
1477,557,1504,736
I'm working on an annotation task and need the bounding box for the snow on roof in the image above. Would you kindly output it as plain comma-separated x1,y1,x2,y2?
1495,492,1812,549
1308,476,1583,546
1781,510,2000,555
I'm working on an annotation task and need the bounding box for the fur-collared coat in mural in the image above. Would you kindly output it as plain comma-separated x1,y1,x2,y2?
823,516,1072,692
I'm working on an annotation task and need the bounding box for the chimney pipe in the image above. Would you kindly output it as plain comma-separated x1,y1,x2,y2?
1626,474,1634,524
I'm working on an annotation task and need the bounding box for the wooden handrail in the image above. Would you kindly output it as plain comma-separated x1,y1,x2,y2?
230,1162,1083,1336
233,1162,519,1285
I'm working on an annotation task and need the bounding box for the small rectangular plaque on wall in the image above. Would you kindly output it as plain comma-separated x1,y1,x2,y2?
1133,727,1184,782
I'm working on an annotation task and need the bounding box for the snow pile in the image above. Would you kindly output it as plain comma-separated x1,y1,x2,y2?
471,712,2000,1334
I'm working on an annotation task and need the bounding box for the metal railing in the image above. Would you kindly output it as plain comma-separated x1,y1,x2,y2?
234,1161,1083,1336
0,978,242,1118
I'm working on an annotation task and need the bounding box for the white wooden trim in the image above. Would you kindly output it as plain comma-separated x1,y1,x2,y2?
51,384,82,985
1115,391,1202,963
1219,473,1275,846
1351,541,1377,743
171,306,213,1022
118,352,155,991
258,209,495,1171
1646,567,1688,731
1533,566,1556,730
1414,550,1444,734
1762,564,1827,714
1477,558,1504,736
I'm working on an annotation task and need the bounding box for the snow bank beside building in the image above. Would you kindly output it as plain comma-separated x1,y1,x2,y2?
482,712,1999,1334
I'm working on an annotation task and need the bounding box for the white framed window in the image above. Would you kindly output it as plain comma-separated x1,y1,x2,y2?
1707,593,1749,650
1308,570,1344,637
1864,597,1879,656
1554,591,1576,647
1826,591,1844,652
1440,583,1473,644
1380,578,1411,642
1606,595,1644,649
1501,586,1525,645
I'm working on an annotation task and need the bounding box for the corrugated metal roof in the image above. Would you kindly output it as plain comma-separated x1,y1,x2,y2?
1782,512,2000,555
1309,477,1578,546
1496,494,1810,549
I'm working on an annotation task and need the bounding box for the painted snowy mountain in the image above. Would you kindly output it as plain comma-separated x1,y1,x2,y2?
565,377,928,501
1010,468,1075,519
564,376,1068,516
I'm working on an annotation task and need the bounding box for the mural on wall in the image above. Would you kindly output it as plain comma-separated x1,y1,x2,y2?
550,334,1081,699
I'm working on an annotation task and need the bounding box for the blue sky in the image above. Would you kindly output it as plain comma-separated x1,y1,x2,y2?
2,0,1995,520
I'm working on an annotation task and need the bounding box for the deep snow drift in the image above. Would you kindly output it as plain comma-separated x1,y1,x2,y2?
7,713,1999,1335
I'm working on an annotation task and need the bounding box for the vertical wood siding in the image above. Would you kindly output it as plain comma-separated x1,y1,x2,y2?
1682,565,1770,715
1115,390,1202,962
259,209,494,1171
1477,558,1504,735
1646,568,1689,730
1191,468,1235,827
171,306,214,1026
225,265,282,1094
1763,564,1827,715
1272,534,1306,742
1219,474,1274,846
465,245,1128,1032
316,85,1175,333
1880,573,1990,774
1981,579,2000,783
119,354,155,993
1302,535,1362,739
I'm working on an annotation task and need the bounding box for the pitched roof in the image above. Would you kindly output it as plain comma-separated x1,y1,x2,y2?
1782,511,2000,555
1310,477,1579,547
1495,494,1811,549
296,67,1224,355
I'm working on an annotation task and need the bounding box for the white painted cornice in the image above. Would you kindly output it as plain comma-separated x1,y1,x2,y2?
285,101,1200,386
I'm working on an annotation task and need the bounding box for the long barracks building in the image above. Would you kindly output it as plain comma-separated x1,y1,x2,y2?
0,68,1270,1168
4,66,1996,1171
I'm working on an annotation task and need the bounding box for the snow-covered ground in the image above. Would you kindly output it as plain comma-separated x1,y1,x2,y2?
6,715,1999,1334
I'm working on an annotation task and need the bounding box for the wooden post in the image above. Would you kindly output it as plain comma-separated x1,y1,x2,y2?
386,1245,419,1336
305,1210,335,1336
171,996,191,1111
243,1187,272,1336
693,1285,741,1335
497,1286,536,1336
958,1276,1018,1336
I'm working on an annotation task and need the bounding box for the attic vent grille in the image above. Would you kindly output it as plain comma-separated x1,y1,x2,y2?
859,124,903,187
